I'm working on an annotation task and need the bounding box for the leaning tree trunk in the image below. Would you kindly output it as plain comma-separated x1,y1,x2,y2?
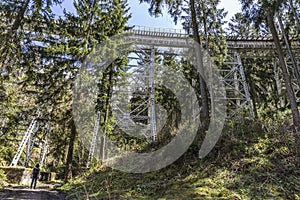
267,11,300,127
277,13,300,89
189,0,210,130
267,11,300,163
11,0,31,31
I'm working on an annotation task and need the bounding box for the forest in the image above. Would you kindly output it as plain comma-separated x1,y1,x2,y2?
0,0,299,199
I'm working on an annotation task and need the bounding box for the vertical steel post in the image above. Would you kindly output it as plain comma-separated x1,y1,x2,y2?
25,121,39,167
11,118,37,166
237,53,254,118
149,47,157,141
87,111,101,168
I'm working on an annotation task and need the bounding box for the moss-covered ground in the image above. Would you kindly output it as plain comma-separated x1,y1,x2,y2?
59,117,300,199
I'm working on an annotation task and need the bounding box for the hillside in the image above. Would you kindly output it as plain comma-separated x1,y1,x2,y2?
59,116,300,199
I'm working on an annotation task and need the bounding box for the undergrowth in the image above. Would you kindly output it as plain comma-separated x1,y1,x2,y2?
0,168,7,188
59,116,300,199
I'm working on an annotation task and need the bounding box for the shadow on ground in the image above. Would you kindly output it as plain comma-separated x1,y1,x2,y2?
0,183,67,200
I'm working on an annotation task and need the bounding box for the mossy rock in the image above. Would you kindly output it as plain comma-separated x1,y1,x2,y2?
0,166,31,185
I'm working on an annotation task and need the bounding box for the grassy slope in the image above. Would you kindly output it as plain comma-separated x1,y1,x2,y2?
60,117,300,200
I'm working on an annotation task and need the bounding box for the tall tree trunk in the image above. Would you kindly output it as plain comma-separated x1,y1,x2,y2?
100,63,114,160
267,12,300,161
200,0,209,50
267,11,300,127
248,73,258,118
189,0,210,130
64,117,77,182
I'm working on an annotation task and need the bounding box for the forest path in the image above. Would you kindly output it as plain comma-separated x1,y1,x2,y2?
0,183,66,200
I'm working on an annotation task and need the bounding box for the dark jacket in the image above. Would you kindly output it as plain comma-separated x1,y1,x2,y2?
32,167,40,178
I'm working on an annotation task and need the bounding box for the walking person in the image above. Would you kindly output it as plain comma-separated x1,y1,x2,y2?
30,164,40,189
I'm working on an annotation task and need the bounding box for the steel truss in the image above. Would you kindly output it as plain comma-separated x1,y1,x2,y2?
10,106,52,167
126,26,300,119
126,26,257,120
221,53,254,118
10,110,41,167
112,47,157,142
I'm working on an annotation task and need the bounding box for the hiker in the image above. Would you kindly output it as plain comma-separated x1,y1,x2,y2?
30,164,40,189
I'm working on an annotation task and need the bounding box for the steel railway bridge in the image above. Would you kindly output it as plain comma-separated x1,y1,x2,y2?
1,25,299,168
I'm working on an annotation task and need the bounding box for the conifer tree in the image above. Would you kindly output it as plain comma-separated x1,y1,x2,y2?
59,0,131,180
0,0,130,176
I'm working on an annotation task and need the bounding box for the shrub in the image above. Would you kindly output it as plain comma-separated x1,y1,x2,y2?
0,168,7,187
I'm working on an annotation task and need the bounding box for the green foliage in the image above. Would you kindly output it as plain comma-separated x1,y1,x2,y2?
0,168,7,188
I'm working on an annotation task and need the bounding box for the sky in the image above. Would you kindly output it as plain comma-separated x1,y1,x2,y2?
52,0,242,29
127,0,241,29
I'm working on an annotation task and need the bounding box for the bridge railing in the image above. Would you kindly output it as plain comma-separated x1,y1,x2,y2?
127,25,188,38
131,25,187,34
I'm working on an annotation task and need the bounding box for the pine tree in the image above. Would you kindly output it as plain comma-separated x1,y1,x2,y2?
59,0,131,180
0,0,131,176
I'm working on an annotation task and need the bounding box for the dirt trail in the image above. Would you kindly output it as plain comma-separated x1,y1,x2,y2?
0,184,66,200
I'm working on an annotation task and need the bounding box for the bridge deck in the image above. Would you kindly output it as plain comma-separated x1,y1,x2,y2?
127,26,300,52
